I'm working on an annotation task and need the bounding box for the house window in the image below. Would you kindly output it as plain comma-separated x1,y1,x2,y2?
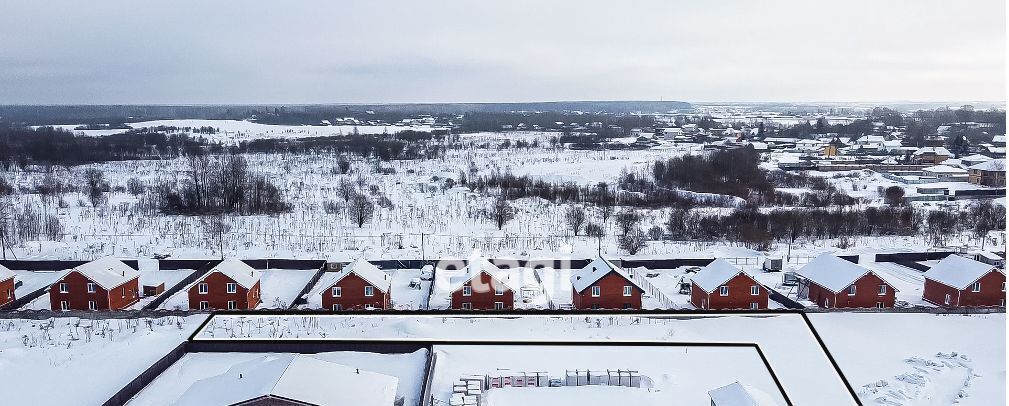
364,286,374,297
876,302,885,309
5,289,10,299
60,301,69,311
719,286,729,296
750,285,759,296
623,303,632,309
1002,282,1006,292
122,287,127,298
226,283,237,294
750,302,759,310
87,283,96,293
87,300,97,310
332,304,342,311
848,285,856,296
198,283,209,294
944,294,951,305
591,286,601,297
623,286,633,297
494,285,505,296
199,301,209,310
971,282,981,292
591,304,600,309
462,286,472,296
494,302,505,310
332,287,342,297
461,302,472,310
227,300,237,310
878,285,887,295
59,283,69,293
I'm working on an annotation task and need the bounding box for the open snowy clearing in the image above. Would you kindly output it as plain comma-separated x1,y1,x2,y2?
431,344,788,405
257,269,318,309
126,349,428,406
193,313,859,405
0,315,207,405
809,313,1005,406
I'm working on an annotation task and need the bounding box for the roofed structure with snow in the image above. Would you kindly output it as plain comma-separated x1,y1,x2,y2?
924,255,1004,290
795,254,892,294
207,258,261,289
570,257,644,293
63,257,139,290
692,259,749,293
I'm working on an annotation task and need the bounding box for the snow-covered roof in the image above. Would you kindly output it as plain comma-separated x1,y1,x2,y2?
961,154,993,163
968,159,1005,172
63,257,139,290
922,164,967,174
448,257,521,293
691,259,753,293
570,257,644,293
708,381,781,406
206,259,261,289
172,354,398,406
0,264,13,282
913,146,951,156
924,255,1003,290
311,258,391,295
795,254,890,293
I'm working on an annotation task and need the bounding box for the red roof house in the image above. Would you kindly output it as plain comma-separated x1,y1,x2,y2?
570,257,645,310
49,257,140,311
188,259,262,310
690,259,768,310
795,254,897,309
448,257,518,310
0,264,15,307
311,258,392,310
923,255,1005,307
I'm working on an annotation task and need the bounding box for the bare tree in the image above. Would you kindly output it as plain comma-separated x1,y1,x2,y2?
347,193,375,228
618,228,648,255
614,209,641,236
201,215,231,259
564,206,586,236
82,168,108,207
489,197,515,230
126,177,145,196
883,186,905,206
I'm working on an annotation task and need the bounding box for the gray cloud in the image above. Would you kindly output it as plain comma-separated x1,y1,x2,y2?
0,0,1003,104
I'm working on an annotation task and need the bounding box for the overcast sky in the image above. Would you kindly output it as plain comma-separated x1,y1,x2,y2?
0,0,1004,104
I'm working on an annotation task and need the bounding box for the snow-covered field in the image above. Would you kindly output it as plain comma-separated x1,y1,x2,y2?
0,315,207,405
193,313,861,405
127,349,428,405
810,313,1005,406
431,344,787,405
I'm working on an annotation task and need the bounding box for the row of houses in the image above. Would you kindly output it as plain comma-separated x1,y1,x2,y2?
4,252,1004,312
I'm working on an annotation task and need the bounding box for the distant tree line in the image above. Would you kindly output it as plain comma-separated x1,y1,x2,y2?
153,153,290,215
0,125,216,168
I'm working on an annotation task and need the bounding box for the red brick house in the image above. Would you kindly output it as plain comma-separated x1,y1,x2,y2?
570,257,644,309
923,255,1006,307
448,258,517,310
0,264,15,307
187,259,262,310
690,259,768,310
312,258,392,310
796,254,897,309
49,257,140,311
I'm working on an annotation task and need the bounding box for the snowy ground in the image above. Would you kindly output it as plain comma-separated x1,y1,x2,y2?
126,349,428,406
257,269,318,309
130,269,195,309
810,313,1005,406
193,313,862,405
0,315,207,405
431,344,787,406
11,270,61,298
390,268,433,310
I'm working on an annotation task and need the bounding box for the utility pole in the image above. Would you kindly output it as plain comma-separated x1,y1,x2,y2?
420,232,426,265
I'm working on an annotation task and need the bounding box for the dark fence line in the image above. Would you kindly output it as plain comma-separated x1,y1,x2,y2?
186,340,429,354
157,259,216,271
420,349,438,406
142,261,219,311
102,342,188,406
768,288,805,309
241,259,327,270
0,259,139,271
288,264,328,309
804,306,1005,314
0,284,49,311
875,251,954,263
895,261,931,272
0,309,202,320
